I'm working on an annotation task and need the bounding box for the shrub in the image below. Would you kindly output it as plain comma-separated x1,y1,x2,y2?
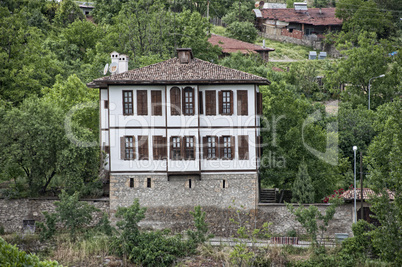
226,21,258,43
0,237,60,266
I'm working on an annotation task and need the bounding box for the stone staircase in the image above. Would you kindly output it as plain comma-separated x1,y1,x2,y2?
259,188,277,203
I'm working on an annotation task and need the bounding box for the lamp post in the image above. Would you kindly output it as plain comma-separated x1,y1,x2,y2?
353,146,357,223
368,74,385,110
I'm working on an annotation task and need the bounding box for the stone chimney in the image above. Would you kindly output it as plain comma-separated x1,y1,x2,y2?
176,48,193,64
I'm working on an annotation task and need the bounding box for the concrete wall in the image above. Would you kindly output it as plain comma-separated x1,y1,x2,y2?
0,198,109,233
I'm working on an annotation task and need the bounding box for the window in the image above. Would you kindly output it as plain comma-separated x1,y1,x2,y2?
184,136,195,160
220,136,235,160
238,135,249,160
219,90,233,115
146,178,151,188
104,145,110,154
138,136,148,160
129,178,134,188
188,179,192,188
183,87,194,115
257,92,263,115
170,87,181,115
137,90,148,115
237,90,248,116
123,90,133,115
153,136,167,160
203,136,217,159
121,136,135,160
151,90,162,116
205,90,216,115
170,136,181,160
256,135,263,158
222,180,226,188
104,100,109,109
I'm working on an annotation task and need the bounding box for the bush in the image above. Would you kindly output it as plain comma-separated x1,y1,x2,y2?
0,237,61,266
226,21,258,43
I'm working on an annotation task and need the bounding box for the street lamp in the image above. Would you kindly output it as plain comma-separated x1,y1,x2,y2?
368,74,385,110
353,146,357,223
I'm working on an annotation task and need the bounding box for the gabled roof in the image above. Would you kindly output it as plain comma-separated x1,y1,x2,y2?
208,34,274,54
341,188,395,201
255,8,342,26
88,57,270,88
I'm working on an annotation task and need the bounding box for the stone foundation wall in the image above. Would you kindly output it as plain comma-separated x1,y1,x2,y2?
139,203,353,237
109,173,258,213
0,198,109,233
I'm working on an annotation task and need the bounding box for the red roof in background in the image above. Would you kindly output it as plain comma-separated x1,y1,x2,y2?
341,188,395,201
208,34,275,54
259,8,342,26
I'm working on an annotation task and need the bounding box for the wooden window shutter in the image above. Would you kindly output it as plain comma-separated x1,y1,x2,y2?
170,87,181,115
202,136,208,159
162,137,167,159
151,91,162,116
180,136,184,160
120,136,125,160
238,135,249,160
205,90,216,115
137,90,148,115
229,91,234,115
199,91,203,114
218,91,223,114
257,92,263,115
237,91,248,116
153,136,159,160
231,136,235,159
138,136,148,160
219,136,224,159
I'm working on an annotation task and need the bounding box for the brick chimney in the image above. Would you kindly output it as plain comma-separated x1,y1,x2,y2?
176,48,193,64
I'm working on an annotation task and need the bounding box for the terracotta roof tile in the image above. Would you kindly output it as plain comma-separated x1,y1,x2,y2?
88,57,270,88
208,34,275,54
341,188,395,201
258,8,342,26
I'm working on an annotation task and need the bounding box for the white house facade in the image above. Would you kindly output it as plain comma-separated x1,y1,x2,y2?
88,48,270,213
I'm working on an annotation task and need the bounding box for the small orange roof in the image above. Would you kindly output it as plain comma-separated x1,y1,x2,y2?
341,188,395,201
208,34,275,54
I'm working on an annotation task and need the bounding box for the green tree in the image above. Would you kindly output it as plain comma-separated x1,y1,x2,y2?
292,162,315,203
226,21,258,43
53,0,84,27
365,100,402,265
222,1,254,25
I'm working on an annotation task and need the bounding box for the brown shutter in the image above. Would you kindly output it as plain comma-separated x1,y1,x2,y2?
151,91,162,116
231,136,235,160
238,135,249,160
205,90,216,115
170,87,181,115
257,92,263,115
182,89,186,115
203,136,208,159
229,90,233,115
218,91,223,114
120,136,125,160
132,136,136,160
199,91,203,115
162,137,167,159
237,90,248,116
180,137,184,160
214,136,218,159
138,136,148,160
137,90,148,115
219,136,224,159
153,136,159,160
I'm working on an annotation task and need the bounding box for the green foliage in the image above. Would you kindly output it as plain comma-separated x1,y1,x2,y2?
0,237,61,266
226,21,258,43
53,0,84,27
286,203,338,247
291,162,315,203
187,206,213,244
340,220,377,259
222,1,254,25
112,200,205,266
36,211,58,242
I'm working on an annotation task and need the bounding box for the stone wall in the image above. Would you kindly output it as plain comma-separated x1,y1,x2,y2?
281,28,303,40
109,173,258,213
0,198,109,233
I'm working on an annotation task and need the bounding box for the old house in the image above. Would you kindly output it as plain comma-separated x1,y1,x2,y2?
87,48,269,218
208,34,275,62
254,3,342,49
